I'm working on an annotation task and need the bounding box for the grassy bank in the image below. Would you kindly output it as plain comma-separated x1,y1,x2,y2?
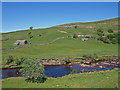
2,68,118,88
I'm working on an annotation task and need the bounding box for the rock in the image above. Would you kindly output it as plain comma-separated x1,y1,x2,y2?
80,64,91,67
99,66,106,69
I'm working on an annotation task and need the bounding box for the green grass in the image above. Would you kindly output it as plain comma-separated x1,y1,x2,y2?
2,18,118,61
2,68,118,88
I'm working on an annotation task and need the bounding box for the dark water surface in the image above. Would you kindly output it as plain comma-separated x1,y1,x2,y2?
1,64,119,79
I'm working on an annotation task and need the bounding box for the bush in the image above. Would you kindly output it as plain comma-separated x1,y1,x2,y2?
64,57,71,64
97,32,104,37
102,37,111,44
97,29,103,33
15,59,21,65
108,29,113,33
71,69,78,74
74,25,77,29
6,56,14,65
30,35,33,39
20,58,45,83
14,57,26,66
111,38,117,44
20,57,26,63
80,60,84,63
97,36,102,40
28,32,31,35
107,34,115,40
73,34,78,38
30,26,33,30
25,77,47,83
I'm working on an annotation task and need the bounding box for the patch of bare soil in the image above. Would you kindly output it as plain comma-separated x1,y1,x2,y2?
57,30,67,34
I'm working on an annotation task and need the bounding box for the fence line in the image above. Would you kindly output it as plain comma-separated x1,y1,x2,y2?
1,37,64,50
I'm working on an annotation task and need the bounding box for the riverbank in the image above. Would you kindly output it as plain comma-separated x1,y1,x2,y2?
2,68,118,88
1,56,119,69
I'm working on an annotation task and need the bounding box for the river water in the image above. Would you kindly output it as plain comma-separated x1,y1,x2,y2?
1,64,119,79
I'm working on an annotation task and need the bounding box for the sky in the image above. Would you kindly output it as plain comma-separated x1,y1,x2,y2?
2,2,118,33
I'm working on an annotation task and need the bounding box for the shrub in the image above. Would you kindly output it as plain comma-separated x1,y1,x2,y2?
28,32,31,35
20,57,26,63
97,32,104,37
30,26,33,30
80,60,84,63
64,56,72,64
102,37,111,44
25,77,47,83
71,69,78,74
30,35,33,39
14,57,25,66
20,58,45,83
108,29,113,33
6,56,14,65
97,29,103,33
111,38,117,44
107,34,115,40
74,25,77,29
73,34,78,38
15,59,21,65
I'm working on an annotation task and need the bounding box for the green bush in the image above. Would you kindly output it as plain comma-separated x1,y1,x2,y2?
73,34,78,38
20,57,26,63
30,35,33,39
97,36,102,40
6,56,14,65
30,26,33,30
14,57,26,66
28,32,31,35
80,60,84,63
74,25,77,29
15,58,21,65
102,37,111,44
97,29,103,33
107,34,115,40
108,29,113,33
25,77,47,83
97,32,104,37
64,56,71,64
71,69,78,74
111,38,117,44
20,57,45,83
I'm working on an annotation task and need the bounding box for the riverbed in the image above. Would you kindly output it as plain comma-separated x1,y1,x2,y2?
1,63,119,79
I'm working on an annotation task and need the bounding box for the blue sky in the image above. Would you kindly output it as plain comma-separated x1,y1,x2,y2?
2,2,118,33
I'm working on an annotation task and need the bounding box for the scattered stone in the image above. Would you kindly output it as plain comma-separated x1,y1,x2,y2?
81,38,88,41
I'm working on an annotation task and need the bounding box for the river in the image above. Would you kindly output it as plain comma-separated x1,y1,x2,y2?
1,64,119,79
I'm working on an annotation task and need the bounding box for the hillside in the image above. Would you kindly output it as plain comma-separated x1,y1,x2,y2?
2,18,118,60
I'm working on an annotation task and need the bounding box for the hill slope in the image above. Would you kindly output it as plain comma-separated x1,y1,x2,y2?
2,18,118,59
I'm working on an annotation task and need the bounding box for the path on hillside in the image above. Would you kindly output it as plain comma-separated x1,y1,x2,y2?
0,37,64,50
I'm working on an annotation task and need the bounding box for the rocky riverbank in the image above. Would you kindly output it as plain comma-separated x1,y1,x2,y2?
1,56,119,69
39,57,119,69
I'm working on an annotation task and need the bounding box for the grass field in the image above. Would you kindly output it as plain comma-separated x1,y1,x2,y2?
2,18,118,68
2,18,118,58
1,18,119,89
2,68,118,88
